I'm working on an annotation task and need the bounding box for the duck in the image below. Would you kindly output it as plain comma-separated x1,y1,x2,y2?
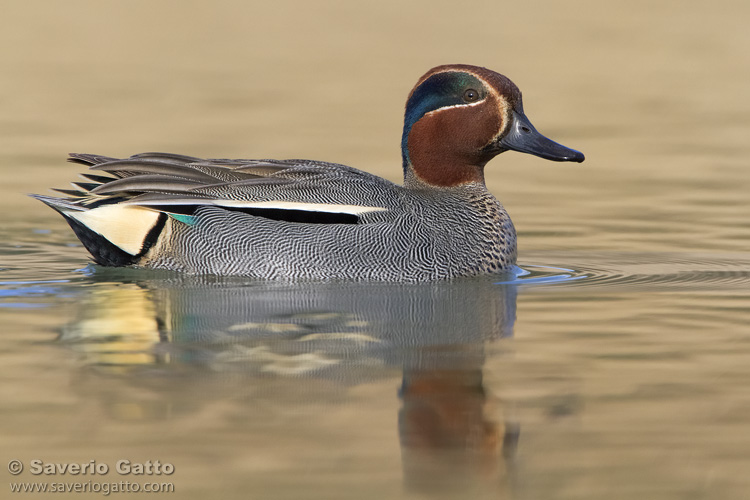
33,64,584,281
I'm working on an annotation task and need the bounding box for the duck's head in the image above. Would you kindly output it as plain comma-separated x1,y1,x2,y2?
401,64,584,188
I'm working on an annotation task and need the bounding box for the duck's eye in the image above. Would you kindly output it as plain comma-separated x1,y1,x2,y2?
463,88,480,103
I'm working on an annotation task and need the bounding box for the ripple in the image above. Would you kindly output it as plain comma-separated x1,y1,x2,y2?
495,265,589,286
516,252,750,292
0,279,78,308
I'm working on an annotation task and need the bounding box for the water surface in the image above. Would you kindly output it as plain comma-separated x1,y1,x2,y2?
2,1,750,498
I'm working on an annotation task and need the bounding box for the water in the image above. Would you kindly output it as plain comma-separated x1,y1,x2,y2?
3,1,750,498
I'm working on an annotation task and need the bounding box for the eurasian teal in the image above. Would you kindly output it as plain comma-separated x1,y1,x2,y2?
33,64,584,281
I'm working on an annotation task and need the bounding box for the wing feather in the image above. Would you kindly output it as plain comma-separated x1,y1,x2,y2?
89,175,209,195
47,152,401,221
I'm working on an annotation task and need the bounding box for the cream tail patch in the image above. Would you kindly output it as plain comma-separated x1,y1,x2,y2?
65,205,161,255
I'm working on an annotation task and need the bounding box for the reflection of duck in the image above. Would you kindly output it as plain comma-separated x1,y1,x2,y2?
62,274,515,370
61,284,166,370
60,273,518,489
34,64,583,280
401,368,498,459
400,362,519,495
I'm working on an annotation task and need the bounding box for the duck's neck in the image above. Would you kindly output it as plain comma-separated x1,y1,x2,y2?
402,140,488,188
402,159,486,189
401,114,490,189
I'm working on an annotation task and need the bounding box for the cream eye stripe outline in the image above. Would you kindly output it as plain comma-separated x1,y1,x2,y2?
416,69,512,140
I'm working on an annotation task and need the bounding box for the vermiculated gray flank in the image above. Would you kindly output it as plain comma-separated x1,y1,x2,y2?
143,161,517,280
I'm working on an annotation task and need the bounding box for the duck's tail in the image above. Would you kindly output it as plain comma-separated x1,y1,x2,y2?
30,154,168,266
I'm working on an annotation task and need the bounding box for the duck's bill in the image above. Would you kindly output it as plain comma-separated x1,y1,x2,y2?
499,111,585,163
